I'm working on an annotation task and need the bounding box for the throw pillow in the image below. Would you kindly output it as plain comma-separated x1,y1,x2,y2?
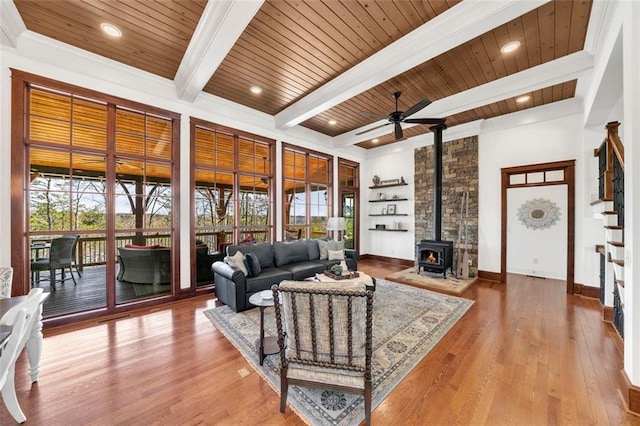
225,251,248,276
244,252,262,277
327,249,345,260
318,239,345,260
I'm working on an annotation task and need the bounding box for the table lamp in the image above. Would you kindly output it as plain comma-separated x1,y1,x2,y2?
326,217,347,241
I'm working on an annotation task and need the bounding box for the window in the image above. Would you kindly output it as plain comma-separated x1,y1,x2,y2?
338,159,359,250
282,144,332,239
13,71,180,318
191,118,275,261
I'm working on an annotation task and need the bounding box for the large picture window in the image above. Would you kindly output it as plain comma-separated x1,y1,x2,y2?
282,144,332,239
191,118,274,281
12,71,180,321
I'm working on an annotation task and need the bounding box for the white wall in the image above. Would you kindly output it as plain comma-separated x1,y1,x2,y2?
478,113,601,287
507,185,568,279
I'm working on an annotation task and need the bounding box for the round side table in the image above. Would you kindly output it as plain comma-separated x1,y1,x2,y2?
249,291,279,365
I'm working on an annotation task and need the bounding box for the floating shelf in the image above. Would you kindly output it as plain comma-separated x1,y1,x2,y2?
369,182,408,189
368,228,408,232
368,214,408,216
368,198,408,203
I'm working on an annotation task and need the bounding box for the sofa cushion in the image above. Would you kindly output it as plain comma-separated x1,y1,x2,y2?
317,239,344,260
229,242,274,269
273,240,309,267
225,251,248,276
306,239,320,260
244,252,262,277
245,267,292,293
278,261,326,280
328,249,345,260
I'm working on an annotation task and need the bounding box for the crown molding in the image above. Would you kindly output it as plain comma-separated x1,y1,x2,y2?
0,0,26,48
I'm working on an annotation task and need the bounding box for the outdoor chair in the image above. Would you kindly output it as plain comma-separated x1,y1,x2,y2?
272,280,374,425
0,288,44,423
31,237,78,290
69,235,82,279
0,266,12,299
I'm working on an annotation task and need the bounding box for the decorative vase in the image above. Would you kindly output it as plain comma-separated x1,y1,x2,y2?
372,175,380,186
340,260,348,272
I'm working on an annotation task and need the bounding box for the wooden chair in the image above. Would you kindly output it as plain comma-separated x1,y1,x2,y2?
0,288,44,423
0,266,12,299
272,280,374,425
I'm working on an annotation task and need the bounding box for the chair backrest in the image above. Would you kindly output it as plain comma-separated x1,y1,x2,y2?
273,280,373,373
0,308,29,388
0,288,44,354
0,266,13,299
49,237,76,268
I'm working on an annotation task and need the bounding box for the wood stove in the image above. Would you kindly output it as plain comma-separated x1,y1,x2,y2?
417,240,453,278
416,123,453,278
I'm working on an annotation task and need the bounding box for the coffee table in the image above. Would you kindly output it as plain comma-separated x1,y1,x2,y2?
315,270,376,291
248,291,279,365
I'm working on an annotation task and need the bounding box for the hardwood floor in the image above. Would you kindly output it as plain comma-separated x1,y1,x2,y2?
2,259,638,425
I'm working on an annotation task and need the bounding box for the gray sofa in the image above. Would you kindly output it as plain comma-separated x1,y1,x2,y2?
212,239,358,312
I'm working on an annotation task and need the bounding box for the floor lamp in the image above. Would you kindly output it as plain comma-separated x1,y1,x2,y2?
326,217,346,241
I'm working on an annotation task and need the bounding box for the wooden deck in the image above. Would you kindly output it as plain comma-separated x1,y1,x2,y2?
34,265,172,318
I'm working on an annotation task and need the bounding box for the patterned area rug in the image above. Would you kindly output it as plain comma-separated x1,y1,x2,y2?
203,279,473,425
385,268,476,295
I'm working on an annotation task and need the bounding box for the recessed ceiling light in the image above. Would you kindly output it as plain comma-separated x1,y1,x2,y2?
100,23,122,38
328,119,337,125
372,138,379,143
516,95,531,103
500,41,520,54
250,86,262,94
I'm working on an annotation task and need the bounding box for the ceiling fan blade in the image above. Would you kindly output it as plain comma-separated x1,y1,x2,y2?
355,122,391,135
403,117,446,125
394,122,403,140
360,111,388,120
402,98,431,118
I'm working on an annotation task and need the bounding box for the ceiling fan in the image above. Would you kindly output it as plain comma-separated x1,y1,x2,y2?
356,91,446,140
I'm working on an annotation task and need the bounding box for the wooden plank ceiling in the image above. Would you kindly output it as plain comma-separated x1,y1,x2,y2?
14,0,592,149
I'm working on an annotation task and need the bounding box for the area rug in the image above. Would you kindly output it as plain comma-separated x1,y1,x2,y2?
203,279,473,425
385,267,476,295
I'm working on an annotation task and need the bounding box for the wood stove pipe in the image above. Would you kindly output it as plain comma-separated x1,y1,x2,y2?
430,123,447,241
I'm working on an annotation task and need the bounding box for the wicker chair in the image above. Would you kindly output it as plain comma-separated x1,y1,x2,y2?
31,237,78,290
272,280,374,425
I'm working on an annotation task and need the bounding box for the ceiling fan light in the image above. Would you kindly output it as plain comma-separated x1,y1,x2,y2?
500,41,520,54
516,95,531,103
100,23,122,38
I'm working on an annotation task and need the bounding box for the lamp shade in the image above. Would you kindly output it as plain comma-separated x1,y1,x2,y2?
327,217,347,231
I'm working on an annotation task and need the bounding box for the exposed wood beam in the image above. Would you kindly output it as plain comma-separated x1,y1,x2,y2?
0,0,26,48
274,0,550,130
174,0,263,102
333,51,593,147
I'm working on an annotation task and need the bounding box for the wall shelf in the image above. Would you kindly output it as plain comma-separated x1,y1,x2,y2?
368,228,408,232
368,198,408,203
369,182,408,189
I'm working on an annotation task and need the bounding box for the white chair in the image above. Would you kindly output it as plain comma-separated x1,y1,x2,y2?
0,308,30,423
0,266,12,299
0,287,44,423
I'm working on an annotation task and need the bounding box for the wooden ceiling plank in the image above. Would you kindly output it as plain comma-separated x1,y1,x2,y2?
537,2,556,64
329,1,386,53
240,25,336,85
521,8,542,69
553,0,573,59
354,0,402,42
567,1,592,54
492,20,521,76
267,1,360,67
16,7,180,77
480,31,508,81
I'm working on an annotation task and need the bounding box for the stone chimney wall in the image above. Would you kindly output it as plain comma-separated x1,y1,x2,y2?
414,135,479,276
